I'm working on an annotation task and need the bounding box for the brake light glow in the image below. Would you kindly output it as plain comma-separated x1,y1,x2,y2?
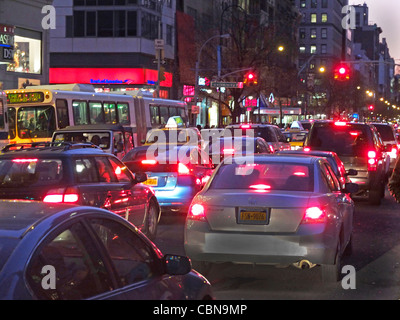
349,131,360,137
178,162,191,175
389,145,398,158
142,159,157,165
268,145,275,153
12,159,38,163
334,121,347,126
304,147,311,152
302,207,325,224
249,184,272,192
223,148,235,154
43,187,79,204
367,150,377,171
240,124,251,129
188,203,206,221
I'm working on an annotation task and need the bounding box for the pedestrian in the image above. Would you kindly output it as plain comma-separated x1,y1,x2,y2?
388,155,400,203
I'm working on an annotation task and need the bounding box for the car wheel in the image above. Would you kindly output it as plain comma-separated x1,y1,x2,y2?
145,199,159,240
321,244,342,283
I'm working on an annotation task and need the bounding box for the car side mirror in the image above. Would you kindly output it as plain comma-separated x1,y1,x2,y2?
345,169,358,176
344,182,359,194
134,172,148,183
163,255,192,275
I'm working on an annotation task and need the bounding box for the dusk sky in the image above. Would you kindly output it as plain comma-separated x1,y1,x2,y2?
350,0,400,62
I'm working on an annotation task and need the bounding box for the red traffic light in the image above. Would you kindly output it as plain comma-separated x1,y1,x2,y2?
244,72,258,86
334,64,350,81
368,105,374,111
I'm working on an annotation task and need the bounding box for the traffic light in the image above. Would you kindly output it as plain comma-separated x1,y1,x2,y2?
368,104,374,111
244,71,258,86
334,64,350,81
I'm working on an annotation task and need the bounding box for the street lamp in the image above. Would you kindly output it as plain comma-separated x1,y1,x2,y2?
193,33,230,126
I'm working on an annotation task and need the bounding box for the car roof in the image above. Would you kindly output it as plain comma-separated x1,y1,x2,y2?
0,201,81,239
278,150,336,157
224,154,322,165
0,144,106,158
56,124,131,132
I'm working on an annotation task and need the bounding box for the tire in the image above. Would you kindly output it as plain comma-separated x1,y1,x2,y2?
321,244,342,283
144,199,159,240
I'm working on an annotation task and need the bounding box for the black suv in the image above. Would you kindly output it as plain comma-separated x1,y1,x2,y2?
0,142,161,239
304,121,389,205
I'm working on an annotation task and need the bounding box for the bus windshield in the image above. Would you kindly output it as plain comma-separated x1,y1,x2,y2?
17,106,56,139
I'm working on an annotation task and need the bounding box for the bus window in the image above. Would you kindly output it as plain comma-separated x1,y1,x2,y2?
104,102,117,124
169,106,179,118
17,106,56,139
73,101,89,125
56,99,70,129
150,105,159,126
160,106,168,125
89,101,104,124
8,107,16,139
117,103,129,125
0,100,4,130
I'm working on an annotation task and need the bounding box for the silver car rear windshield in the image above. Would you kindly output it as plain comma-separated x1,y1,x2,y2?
210,161,314,192
0,159,63,188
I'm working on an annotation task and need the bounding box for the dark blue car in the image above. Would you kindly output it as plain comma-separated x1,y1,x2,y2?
0,200,214,300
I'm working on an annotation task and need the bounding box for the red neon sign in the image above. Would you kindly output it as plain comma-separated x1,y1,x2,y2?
49,68,173,87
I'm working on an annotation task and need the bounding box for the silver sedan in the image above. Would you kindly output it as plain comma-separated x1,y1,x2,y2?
184,154,358,282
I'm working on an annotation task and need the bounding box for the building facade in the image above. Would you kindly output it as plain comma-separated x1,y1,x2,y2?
0,0,52,90
50,0,176,97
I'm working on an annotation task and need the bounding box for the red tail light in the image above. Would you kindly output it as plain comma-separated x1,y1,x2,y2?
12,159,38,163
302,207,325,224
223,148,235,154
142,159,157,165
43,187,79,204
303,147,311,152
268,145,275,153
178,162,191,175
367,150,377,171
249,184,272,192
240,124,251,129
334,121,347,126
188,203,206,221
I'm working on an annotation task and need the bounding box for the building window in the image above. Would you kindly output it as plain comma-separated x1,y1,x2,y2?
166,24,173,45
310,28,317,39
299,46,306,54
6,31,42,74
321,28,327,39
310,45,317,54
310,14,317,23
321,13,328,23
311,0,317,8
299,28,306,39
321,44,327,54
300,0,306,8
322,0,328,8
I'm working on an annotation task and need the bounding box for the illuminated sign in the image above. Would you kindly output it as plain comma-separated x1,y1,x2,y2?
0,24,14,62
50,68,173,87
7,92,45,104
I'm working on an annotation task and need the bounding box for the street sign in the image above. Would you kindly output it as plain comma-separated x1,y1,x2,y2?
154,39,164,50
210,81,243,88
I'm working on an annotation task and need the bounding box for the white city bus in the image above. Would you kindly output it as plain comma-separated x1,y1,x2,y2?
0,91,9,149
5,84,189,146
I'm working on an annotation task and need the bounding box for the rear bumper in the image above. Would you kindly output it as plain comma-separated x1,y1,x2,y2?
155,185,198,213
184,220,338,266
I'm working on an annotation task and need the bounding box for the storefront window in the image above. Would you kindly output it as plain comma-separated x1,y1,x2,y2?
6,34,42,74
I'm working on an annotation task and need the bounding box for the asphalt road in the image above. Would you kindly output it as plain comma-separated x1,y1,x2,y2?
154,188,400,300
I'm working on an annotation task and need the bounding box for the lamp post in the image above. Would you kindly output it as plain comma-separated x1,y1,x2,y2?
193,33,230,126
